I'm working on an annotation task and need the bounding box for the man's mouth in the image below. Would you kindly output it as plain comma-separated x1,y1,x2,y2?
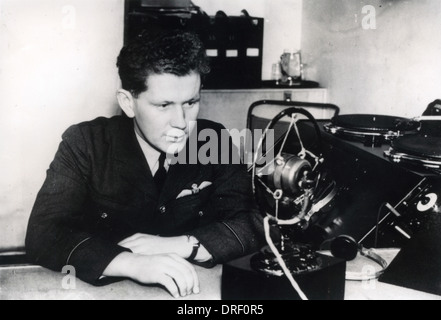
165,129,187,143
166,135,186,143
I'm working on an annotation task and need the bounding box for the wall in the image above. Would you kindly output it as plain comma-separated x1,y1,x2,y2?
193,0,303,80
0,0,124,250
199,88,328,132
302,0,441,117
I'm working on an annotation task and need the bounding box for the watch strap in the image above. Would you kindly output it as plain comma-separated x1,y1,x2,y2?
187,235,200,262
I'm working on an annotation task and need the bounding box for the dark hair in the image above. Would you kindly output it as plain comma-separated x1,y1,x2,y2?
117,29,210,98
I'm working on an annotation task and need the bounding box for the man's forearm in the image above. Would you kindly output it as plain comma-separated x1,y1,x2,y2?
102,251,136,278
117,234,213,263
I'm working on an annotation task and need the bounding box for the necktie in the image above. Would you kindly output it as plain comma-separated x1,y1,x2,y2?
153,152,167,191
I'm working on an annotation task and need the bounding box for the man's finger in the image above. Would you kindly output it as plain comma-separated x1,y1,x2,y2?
119,240,142,250
164,264,192,297
169,254,200,294
158,274,180,299
118,233,141,246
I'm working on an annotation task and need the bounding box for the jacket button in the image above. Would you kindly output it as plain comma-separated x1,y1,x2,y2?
101,212,108,219
198,211,204,217
159,206,166,214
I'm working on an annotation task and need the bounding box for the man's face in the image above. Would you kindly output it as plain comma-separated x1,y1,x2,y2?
132,72,201,154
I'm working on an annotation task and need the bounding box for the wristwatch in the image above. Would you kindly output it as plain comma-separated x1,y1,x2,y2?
187,235,200,262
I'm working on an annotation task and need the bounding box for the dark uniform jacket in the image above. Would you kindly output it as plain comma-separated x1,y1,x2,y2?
25,116,264,284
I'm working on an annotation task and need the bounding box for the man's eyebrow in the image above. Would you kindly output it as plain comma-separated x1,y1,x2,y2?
150,94,200,105
183,95,201,103
151,100,174,105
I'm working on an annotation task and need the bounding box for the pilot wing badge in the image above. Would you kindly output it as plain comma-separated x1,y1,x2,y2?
176,181,213,199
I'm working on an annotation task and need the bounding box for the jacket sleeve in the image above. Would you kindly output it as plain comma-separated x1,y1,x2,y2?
188,124,268,265
189,163,267,265
25,125,129,285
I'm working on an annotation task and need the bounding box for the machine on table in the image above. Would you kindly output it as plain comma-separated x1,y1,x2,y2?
222,99,441,300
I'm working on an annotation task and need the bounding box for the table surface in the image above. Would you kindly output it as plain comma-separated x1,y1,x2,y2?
1,249,440,300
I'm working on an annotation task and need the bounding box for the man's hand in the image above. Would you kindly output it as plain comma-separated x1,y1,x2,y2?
118,233,191,258
103,252,200,298
118,233,213,262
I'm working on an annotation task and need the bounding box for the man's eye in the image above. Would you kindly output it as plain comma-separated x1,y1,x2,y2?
156,104,169,109
185,101,199,108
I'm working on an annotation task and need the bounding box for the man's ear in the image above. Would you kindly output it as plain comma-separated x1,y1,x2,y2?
117,89,136,118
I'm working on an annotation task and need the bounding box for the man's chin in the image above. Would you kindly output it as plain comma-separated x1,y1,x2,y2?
165,141,187,155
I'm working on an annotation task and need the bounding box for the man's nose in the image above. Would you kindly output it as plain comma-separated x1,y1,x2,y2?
170,105,187,130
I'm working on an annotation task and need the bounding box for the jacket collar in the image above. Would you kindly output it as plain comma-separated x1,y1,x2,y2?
111,116,202,204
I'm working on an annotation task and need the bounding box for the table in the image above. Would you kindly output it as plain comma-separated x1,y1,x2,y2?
1,249,440,300
342,249,441,300
0,264,221,301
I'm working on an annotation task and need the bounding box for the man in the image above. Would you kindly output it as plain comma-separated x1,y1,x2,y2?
25,30,264,298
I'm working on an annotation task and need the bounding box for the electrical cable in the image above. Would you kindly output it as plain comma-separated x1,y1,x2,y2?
264,216,308,300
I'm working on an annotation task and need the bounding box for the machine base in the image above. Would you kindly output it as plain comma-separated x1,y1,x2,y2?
222,252,346,300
